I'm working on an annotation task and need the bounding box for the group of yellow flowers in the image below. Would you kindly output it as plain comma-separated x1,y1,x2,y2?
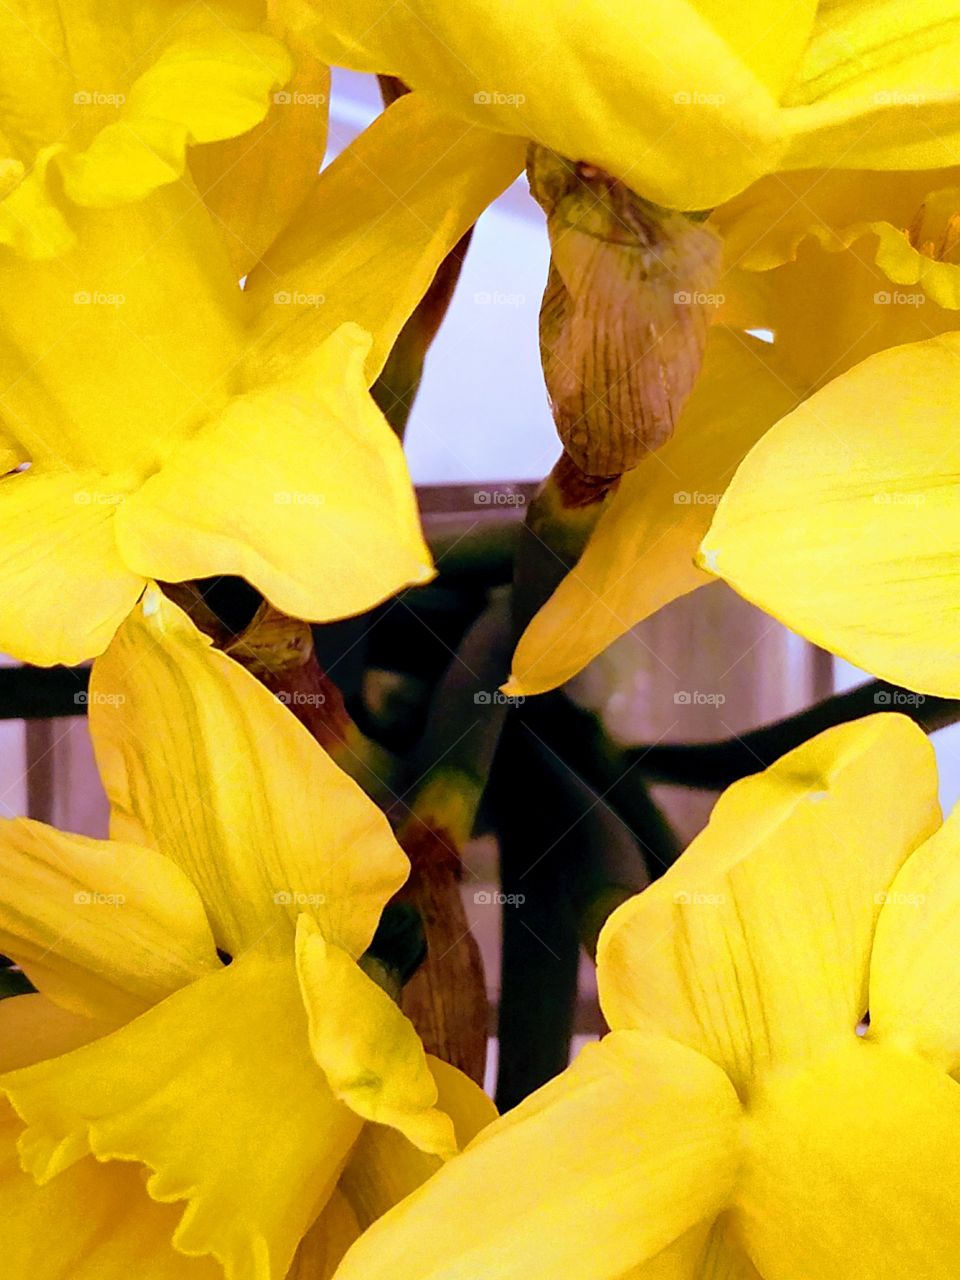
4,1,960,1276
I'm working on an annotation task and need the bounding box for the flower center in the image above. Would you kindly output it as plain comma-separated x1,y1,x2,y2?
903,188,960,264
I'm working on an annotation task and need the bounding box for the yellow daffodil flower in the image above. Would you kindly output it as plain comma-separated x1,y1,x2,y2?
0,1,297,259
0,589,495,1279
0,4,524,665
507,168,960,695
331,712,960,1280
279,0,960,209
698,171,960,697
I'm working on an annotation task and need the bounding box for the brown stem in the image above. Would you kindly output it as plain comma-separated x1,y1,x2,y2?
393,813,488,1085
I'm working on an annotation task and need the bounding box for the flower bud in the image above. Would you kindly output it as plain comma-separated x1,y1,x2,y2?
529,145,722,476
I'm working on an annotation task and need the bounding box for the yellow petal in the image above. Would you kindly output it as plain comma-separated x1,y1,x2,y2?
507,329,802,696
0,147,74,258
623,1225,710,1279
597,715,940,1091
0,816,219,1023
0,1114,220,1279
56,26,292,208
0,994,109,1072
700,331,960,696
0,187,244,476
340,1055,497,1229
0,467,143,665
869,803,960,1072
627,1218,761,1279
296,916,456,1158
2,950,362,1280
190,49,330,278
276,0,811,208
333,1031,742,1280
715,244,960,401
782,0,960,176
90,590,408,959
245,93,525,385
737,1037,960,1278
713,168,960,274
115,326,433,622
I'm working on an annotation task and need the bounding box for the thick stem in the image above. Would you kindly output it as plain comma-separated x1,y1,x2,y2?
490,716,653,1109
617,679,960,789
392,596,516,1083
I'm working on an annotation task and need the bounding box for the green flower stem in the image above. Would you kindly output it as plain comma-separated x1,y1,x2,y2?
392,595,516,1083
372,229,474,438
490,719,650,1108
370,76,474,439
587,679,960,791
519,693,682,877
0,666,90,719
511,452,616,638
425,510,522,587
